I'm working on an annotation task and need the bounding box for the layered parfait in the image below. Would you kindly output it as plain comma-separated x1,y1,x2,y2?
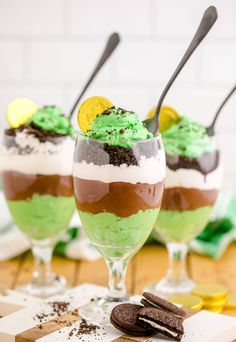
73,102,165,260
146,106,222,295
73,96,165,323
1,102,75,243
156,115,222,243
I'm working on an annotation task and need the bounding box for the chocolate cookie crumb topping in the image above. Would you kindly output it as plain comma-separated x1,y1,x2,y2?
5,124,69,143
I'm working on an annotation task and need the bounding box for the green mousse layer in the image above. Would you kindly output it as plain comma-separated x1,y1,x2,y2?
163,116,214,158
29,106,75,136
154,206,212,243
79,209,159,259
85,107,153,148
7,194,75,241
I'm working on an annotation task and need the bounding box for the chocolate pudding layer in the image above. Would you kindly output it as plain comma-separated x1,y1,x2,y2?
161,187,218,211
3,171,73,201
74,178,164,217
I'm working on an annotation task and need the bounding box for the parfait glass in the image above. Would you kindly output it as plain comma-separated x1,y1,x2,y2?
73,134,165,324
1,132,75,297
148,135,222,296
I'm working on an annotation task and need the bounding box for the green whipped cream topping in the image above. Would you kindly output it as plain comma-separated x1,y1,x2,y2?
29,106,75,136
85,107,153,148
163,116,214,158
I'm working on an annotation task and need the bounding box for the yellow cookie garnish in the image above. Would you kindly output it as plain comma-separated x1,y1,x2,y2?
224,293,236,310
204,306,223,313
204,298,227,308
192,284,228,301
146,105,180,133
6,98,38,128
78,96,113,132
168,294,204,310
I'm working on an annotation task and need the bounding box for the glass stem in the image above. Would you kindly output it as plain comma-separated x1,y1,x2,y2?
32,245,53,286
166,243,189,284
106,260,129,302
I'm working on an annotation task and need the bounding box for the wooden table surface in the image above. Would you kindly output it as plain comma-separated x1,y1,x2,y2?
1,243,236,318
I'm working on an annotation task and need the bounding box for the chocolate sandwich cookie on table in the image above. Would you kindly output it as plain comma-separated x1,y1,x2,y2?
110,292,186,341
141,292,186,319
110,304,154,337
137,307,184,341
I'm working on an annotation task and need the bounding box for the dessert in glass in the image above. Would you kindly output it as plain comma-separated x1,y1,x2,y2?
1,100,75,297
73,98,165,324
150,114,222,295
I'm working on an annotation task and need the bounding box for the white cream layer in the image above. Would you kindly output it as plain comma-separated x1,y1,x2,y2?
73,154,166,184
1,130,75,176
165,165,223,190
139,318,178,337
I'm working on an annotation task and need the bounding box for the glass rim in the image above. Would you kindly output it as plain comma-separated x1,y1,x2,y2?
162,135,218,142
76,132,162,145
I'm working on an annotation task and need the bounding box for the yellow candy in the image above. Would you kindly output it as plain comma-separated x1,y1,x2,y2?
192,284,228,301
204,305,223,313
224,293,236,310
204,298,227,308
168,294,204,310
146,107,156,119
146,105,180,133
78,96,113,132
6,98,38,128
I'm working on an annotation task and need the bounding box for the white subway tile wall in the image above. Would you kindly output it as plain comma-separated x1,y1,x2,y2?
0,0,235,191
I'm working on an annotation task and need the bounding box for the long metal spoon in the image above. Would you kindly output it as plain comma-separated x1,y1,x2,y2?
144,6,218,134
69,32,120,120
207,84,236,136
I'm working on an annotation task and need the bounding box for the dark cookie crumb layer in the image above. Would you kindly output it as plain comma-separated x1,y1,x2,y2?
5,124,69,144
76,139,159,167
166,150,219,175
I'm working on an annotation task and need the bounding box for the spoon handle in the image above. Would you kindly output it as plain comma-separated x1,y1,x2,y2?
149,6,218,134
69,32,120,119
207,84,236,136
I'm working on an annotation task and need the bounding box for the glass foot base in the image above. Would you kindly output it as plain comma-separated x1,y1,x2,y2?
18,274,67,298
79,297,129,325
144,277,195,297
